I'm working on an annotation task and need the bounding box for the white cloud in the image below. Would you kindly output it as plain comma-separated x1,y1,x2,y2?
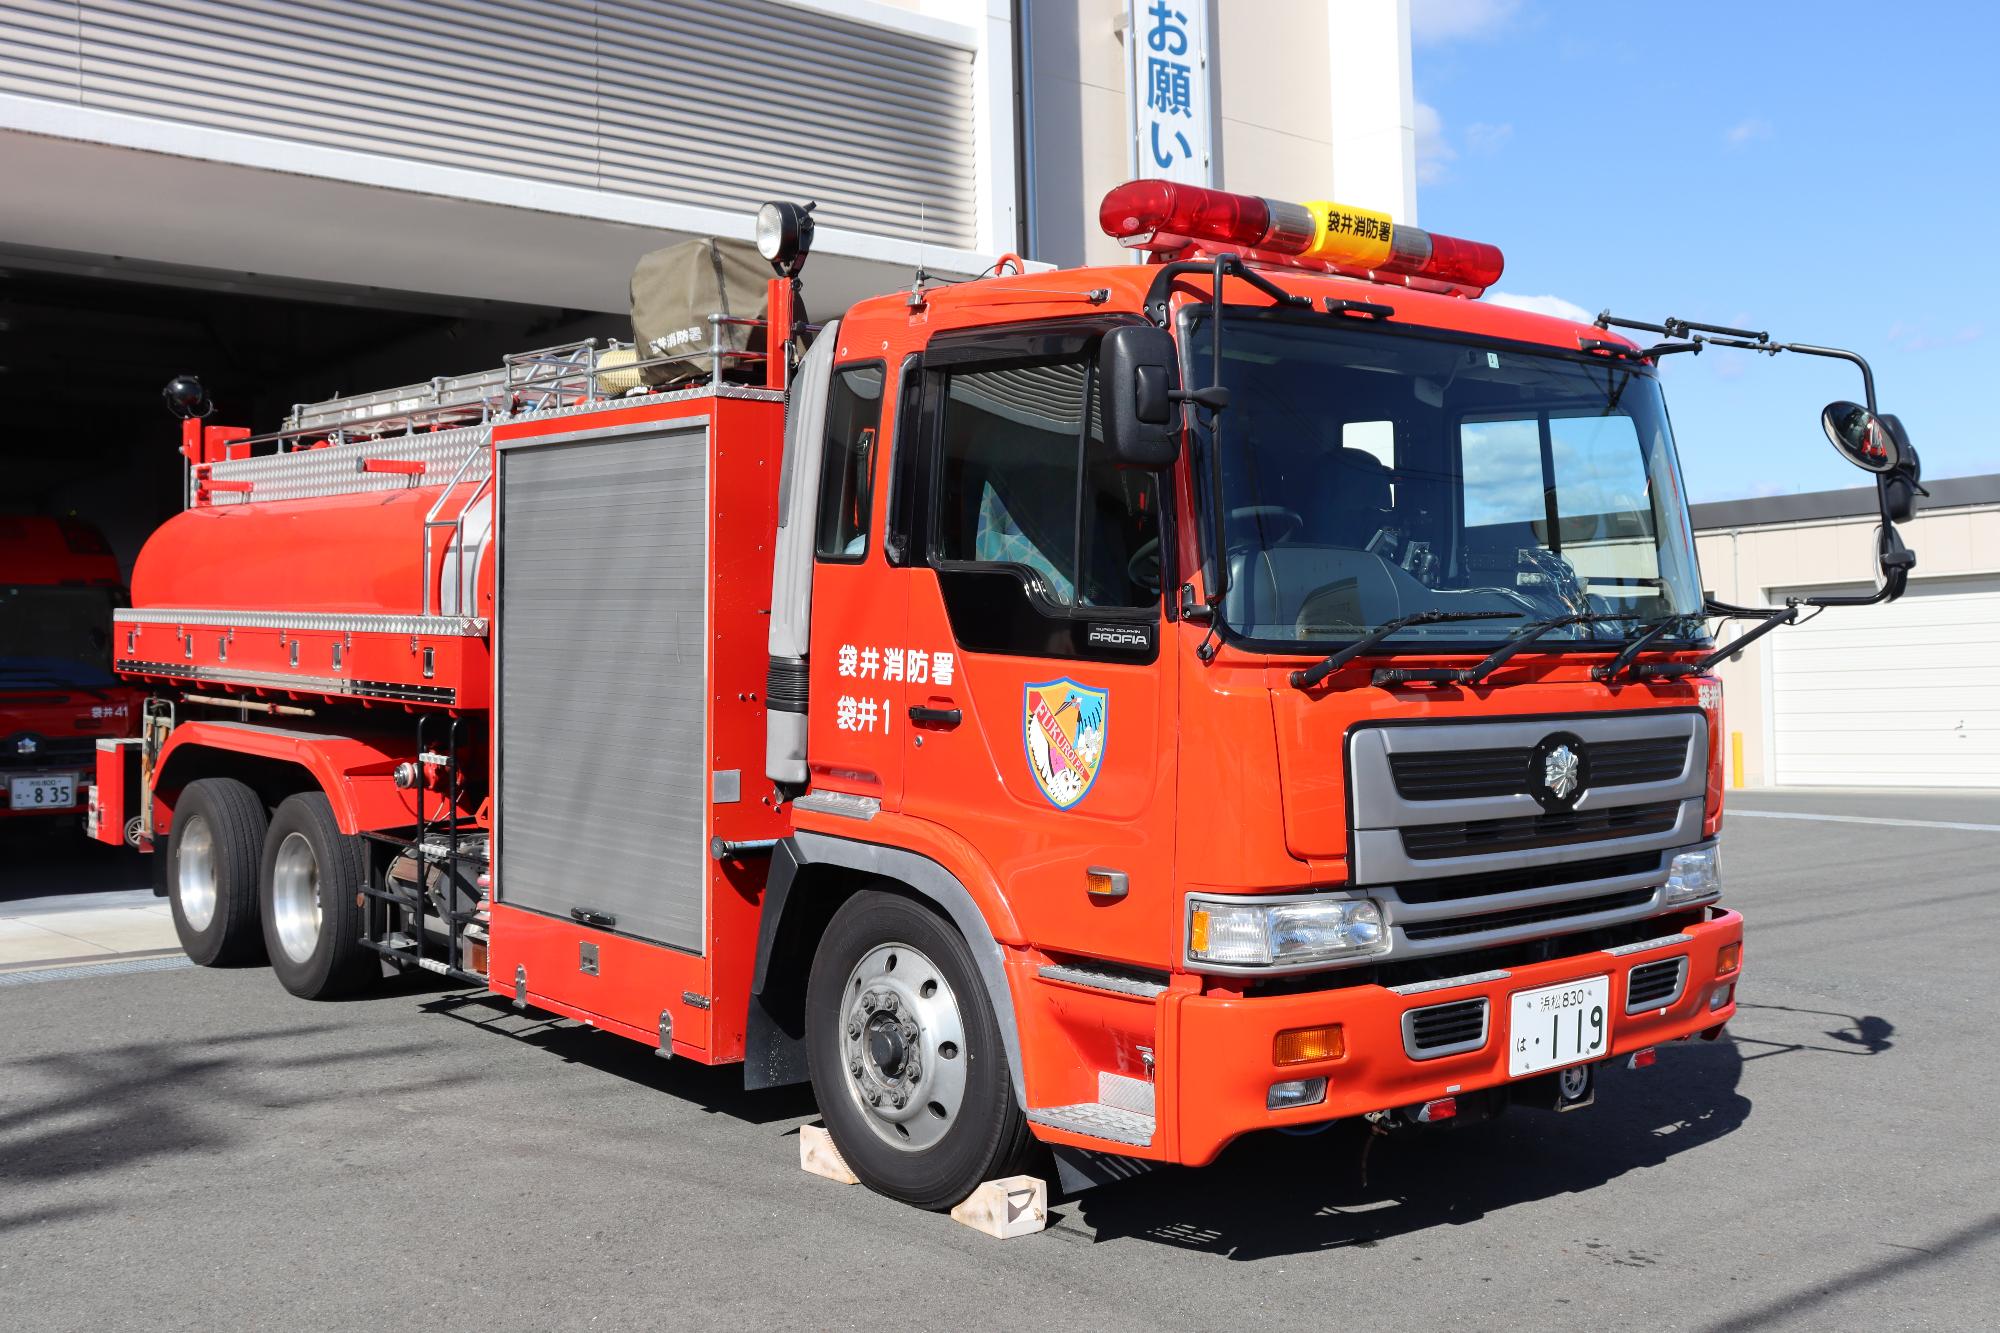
1411,0,1524,43
1888,321,1984,352
1413,101,1455,185
1486,292,1595,325
1465,121,1514,154
1724,117,1772,147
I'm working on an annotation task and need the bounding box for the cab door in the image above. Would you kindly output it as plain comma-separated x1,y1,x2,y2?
803,359,905,810
896,327,1178,968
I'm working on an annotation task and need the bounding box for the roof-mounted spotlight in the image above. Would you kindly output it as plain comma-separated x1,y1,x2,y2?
755,199,816,278
162,373,211,420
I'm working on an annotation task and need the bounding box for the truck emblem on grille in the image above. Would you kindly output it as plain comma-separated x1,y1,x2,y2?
15,737,35,756
1527,731,1589,811
1543,745,1580,799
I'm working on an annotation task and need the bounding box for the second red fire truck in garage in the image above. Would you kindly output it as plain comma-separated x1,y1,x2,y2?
91,184,1923,1209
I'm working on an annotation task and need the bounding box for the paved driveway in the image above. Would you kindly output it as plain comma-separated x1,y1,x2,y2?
1,791,1995,1331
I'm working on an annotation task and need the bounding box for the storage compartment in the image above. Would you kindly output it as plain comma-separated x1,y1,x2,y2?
494,419,713,951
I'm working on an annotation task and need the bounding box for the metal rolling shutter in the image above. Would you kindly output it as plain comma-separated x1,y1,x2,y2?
496,422,710,951
1768,576,2000,789
0,0,79,99
0,0,977,246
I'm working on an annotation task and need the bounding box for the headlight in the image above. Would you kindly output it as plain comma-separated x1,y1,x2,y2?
1664,844,1722,905
1187,895,1385,968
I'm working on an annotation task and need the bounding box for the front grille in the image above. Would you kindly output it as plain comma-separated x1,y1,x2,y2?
1592,737,1692,786
0,736,98,770
1626,957,1688,1012
1400,802,1680,860
1404,997,1488,1058
1402,888,1655,942
1396,851,1663,906
1389,735,1690,802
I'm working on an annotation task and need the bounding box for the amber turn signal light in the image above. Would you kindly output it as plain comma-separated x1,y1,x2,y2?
1273,1024,1345,1066
1717,942,1742,976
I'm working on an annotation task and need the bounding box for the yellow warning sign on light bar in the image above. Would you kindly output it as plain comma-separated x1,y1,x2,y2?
1302,200,1396,268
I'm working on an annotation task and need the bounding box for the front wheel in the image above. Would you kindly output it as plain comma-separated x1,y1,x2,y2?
805,890,1033,1210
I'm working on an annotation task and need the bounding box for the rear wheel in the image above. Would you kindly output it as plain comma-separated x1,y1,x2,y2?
805,890,1033,1210
259,792,376,999
167,778,267,966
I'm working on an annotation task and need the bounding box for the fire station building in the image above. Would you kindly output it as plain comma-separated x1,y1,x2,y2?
0,0,1415,558
1693,475,2000,792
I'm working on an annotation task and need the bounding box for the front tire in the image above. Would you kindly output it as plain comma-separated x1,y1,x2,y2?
805,890,1033,1210
259,792,376,999
167,778,268,966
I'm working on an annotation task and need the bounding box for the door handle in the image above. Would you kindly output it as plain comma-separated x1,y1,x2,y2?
908,704,963,728
570,907,617,930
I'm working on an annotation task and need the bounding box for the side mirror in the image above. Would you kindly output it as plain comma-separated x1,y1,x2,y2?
1821,400,1902,474
1099,325,1182,469
1874,522,1916,600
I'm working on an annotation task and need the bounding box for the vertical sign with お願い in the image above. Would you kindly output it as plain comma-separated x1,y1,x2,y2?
1127,0,1214,187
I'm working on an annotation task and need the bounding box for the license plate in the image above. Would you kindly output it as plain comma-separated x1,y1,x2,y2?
10,775,77,810
1508,975,1611,1077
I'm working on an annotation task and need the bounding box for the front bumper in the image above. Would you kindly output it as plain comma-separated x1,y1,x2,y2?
1164,907,1741,1165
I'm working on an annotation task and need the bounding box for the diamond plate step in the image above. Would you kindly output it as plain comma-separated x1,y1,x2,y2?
1028,1102,1155,1148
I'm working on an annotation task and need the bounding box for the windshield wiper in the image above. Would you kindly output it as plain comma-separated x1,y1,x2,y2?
1290,609,1520,690
1590,614,1698,683
1373,611,1644,688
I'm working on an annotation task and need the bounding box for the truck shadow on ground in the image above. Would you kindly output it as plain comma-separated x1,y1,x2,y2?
0,1019,472,1233
1067,1039,1756,1259
1064,989,1897,1262
418,992,820,1124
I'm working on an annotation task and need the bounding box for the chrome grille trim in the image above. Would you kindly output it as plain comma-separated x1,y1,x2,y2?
1387,968,1511,996
1350,711,1707,832
1401,997,1490,1060
1354,798,1703,884
1384,853,1671,926
1602,932,1693,956
1625,956,1689,1014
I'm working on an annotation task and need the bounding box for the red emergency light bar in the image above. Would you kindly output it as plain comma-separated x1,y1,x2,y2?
1098,179,1505,297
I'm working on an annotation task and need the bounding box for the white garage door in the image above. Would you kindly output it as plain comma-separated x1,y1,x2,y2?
1768,575,2000,788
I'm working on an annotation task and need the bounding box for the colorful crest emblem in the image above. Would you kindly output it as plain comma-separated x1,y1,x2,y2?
1023,678,1108,810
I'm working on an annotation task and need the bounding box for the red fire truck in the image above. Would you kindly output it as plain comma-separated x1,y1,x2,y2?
92,184,1923,1209
1,515,143,828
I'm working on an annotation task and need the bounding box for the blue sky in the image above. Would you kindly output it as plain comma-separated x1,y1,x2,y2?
1410,0,1995,500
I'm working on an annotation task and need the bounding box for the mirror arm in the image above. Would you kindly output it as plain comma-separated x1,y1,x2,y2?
1689,604,1800,673
1777,342,1877,414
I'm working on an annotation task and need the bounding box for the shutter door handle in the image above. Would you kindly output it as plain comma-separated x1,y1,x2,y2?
908,705,963,728
570,907,617,929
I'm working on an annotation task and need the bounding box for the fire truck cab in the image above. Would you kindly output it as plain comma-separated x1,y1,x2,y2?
96,185,1923,1210
0,516,142,827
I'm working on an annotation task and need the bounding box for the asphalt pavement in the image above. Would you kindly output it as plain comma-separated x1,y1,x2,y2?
1,789,1996,1331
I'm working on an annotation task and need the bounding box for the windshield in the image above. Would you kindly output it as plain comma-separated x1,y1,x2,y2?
0,585,119,688
1186,314,1706,648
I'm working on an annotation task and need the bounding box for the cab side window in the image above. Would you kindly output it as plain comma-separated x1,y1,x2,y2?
933,357,1158,609
814,365,885,561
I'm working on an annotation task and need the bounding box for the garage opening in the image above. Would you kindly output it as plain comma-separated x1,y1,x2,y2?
1767,574,2000,789
0,253,623,572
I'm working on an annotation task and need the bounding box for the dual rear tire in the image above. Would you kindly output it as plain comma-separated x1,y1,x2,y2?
166,778,375,998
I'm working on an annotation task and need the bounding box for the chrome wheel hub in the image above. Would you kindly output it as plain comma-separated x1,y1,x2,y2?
270,831,323,965
176,815,217,931
838,942,967,1152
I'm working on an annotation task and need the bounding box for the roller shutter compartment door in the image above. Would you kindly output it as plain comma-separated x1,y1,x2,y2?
495,423,710,951
1768,576,2000,789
